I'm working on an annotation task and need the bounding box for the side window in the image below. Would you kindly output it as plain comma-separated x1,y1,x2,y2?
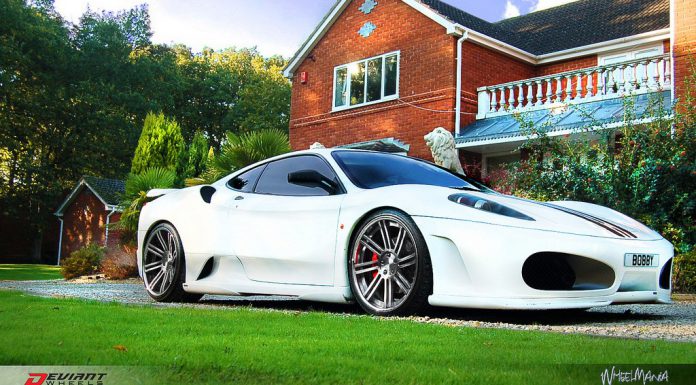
227,164,266,192
255,156,339,196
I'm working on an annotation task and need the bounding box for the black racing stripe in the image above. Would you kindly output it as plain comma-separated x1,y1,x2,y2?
541,203,637,238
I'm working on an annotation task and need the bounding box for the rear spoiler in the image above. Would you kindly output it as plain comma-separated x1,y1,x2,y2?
146,189,178,199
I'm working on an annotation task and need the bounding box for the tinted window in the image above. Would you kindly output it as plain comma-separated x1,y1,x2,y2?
227,164,266,192
255,156,339,196
332,151,479,190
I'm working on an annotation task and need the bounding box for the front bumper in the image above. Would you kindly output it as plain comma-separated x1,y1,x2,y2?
413,216,673,310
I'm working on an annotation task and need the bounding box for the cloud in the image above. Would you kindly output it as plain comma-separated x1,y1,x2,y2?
503,1,521,18
531,0,580,12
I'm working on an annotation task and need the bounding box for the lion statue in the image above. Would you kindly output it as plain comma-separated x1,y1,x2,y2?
309,142,326,149
424,127,465,175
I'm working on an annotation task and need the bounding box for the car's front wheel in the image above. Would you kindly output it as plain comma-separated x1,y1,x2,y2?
142,223,202,303
348,210,432,316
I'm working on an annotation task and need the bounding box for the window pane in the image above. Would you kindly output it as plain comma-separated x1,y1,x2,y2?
350,62,365,106
227,164,266,192
255,156,337,196
384,55,398,97
366,57,383,102
334,67,347,107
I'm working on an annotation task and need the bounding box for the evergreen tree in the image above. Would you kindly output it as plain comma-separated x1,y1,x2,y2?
183,131,209,178
130,112,185,175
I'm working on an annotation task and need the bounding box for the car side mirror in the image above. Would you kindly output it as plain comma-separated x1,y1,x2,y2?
288,169,339,194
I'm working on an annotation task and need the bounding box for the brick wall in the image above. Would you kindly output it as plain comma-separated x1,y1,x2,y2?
60,188,120,259
289,0,457,160
673,0,695,100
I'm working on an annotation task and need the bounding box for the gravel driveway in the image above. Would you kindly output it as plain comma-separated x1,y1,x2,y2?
2,279,695,342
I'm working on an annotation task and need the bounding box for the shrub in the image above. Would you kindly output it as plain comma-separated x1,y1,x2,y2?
674,250,696,293
60,244,104,280
101,244,138,280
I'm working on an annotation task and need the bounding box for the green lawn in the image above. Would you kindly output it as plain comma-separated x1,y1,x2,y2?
0,264,61,280
0,291,694,384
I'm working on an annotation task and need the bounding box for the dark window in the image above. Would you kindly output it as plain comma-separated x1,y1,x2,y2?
332,151,479,190
227,164,266,192
350,62,366,106
255,156,339,196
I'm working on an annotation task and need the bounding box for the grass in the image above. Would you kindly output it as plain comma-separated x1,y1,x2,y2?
0,264,62,280
0,291,694,384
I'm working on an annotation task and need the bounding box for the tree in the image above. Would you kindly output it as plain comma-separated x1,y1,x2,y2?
116,168,176,243
131,112,185,175
183,131,210,179
191,129,290,185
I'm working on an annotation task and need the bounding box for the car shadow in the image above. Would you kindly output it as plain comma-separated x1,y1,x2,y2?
198,296,669,326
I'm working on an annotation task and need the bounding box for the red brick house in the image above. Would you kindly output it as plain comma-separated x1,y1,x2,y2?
284,0,694,176
54,176,125,263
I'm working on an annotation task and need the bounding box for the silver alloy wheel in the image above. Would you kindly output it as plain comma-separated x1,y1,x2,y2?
350,214,418,312
143,225,179,297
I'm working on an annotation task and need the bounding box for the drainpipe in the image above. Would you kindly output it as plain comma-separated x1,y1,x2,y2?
105,207,117,248
455,29,469,135
57,217,64,266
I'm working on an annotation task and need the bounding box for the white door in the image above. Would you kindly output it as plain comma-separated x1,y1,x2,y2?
226,155,344,286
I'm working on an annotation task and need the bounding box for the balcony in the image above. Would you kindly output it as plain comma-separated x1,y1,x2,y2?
476,54,672,120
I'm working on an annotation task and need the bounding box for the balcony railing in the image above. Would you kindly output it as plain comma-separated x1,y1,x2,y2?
476,54,671,119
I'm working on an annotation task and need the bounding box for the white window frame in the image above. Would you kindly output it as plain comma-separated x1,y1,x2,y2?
332,51,400,112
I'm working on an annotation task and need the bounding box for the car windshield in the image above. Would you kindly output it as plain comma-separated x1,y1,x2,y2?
331,150,481,190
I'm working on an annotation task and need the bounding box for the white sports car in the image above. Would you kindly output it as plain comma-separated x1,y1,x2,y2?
137,149,673,315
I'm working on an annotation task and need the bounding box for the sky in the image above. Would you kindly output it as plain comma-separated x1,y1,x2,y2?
53,0,579,58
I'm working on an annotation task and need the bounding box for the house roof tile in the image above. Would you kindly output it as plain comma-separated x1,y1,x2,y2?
422,0,669,55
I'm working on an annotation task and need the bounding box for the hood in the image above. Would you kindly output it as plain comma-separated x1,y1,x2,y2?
376,185,663,240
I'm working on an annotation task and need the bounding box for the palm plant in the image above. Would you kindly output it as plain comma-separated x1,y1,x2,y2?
187,129,290,186
115,167,177,242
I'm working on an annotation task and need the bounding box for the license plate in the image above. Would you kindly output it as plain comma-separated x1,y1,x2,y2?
624,253,659,267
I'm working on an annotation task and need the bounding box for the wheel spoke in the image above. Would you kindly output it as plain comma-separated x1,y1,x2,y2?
155,231,167,252
147,244,165,259
379,221,391,250
168,232,175,253
149,269,165,291
354,266,378,275
361,235,384,255
354,259,377,269
398,253,416,268
393,227,406,256
144,261,161,273
384,278,393,307
394,272,411,294
364,275,382,301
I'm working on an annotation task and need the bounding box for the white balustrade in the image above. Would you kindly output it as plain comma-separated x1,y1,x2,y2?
476,54,671,119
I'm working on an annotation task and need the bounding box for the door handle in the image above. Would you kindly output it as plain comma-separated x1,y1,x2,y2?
234,196,244,201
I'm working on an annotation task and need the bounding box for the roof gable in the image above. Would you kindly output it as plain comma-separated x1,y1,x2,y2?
55,176,125,216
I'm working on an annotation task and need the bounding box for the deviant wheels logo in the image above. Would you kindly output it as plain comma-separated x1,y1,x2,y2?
24,372,107,385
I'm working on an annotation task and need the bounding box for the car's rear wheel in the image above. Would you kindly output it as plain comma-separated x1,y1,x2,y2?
142,223,202,303
348,210,432,316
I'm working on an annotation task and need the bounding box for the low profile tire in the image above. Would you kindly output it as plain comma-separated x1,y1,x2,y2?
348,209,433,316
142,223,202,303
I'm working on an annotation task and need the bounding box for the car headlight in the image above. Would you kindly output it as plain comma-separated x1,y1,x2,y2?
448,193,535,221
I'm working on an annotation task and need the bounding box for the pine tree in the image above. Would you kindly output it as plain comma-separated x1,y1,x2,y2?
130,112,185,175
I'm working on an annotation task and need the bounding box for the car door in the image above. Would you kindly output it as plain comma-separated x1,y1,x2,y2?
227,155,345,286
